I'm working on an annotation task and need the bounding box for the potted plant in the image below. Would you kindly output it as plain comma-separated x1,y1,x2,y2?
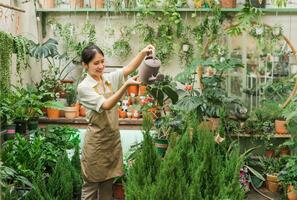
154,116,171,158
90,0,104,8
44,98,65,119
259,157,282,193
0,93,16,140
39,0,56,8
194,0,204,8
70,0,84,8
248,0,266,8
279,156,297,200
127,70,139,96
64,84,78,119
221,0,237,8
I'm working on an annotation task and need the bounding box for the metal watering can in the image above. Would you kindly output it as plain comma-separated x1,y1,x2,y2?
139,51,163,84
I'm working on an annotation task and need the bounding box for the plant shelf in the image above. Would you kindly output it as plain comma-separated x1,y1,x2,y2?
230,133,291,138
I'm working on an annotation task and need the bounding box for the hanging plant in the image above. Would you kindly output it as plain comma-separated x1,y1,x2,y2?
112,26,133,60
112,39,132,60
0,32,13,93
12,35,30,81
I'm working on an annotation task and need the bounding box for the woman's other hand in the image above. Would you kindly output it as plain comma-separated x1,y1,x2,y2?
125,75,141,86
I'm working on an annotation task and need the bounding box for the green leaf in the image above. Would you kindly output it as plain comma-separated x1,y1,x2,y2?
163,86,178,104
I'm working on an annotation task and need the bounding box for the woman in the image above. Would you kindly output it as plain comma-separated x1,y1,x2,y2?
77,44,154,200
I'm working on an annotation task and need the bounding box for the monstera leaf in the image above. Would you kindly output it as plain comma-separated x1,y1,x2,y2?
29,38,59,59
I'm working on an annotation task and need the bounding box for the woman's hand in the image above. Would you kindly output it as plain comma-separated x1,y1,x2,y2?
141,44,155,56
125,75,141,86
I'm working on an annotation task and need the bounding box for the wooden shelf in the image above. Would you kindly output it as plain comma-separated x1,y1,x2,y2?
35,7,297,13
230,133,291,138
38,117,142,129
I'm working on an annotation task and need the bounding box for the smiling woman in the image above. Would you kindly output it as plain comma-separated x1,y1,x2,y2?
77,43,154,200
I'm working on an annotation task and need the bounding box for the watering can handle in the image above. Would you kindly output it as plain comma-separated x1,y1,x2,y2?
147,49,156,59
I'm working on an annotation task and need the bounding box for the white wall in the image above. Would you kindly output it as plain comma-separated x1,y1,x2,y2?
1,1,297,84
0,0,40,86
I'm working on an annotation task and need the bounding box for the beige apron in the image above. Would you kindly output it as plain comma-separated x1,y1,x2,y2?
81,86,124,183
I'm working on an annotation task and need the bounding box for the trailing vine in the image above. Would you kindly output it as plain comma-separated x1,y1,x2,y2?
12,35,30,81
0,32,13,93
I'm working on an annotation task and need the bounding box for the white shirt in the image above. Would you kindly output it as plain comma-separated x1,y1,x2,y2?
77,69,126,115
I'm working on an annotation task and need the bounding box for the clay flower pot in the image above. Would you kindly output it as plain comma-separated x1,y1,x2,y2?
73,103,80,117
64,107,77,119
265,149,275,158
47,108,60,119
275,120,288,135
266,174,279,193
127,112,132,119
194,1,203,8
79,105,86,117
127,85,139,96
220,0,236,8
287,185,297,200
70,0,84,8
39,0,55,8
90,0,104,8
280,147,290,156
119,110,127,118
139,85,147,96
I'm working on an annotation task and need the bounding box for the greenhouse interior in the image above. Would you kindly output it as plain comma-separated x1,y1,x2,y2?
1,0,297,199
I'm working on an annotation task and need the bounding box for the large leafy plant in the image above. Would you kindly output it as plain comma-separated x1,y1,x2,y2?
278,156,297,188
147,75,179,107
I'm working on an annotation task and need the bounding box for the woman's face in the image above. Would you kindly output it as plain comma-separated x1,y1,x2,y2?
84,51,105,78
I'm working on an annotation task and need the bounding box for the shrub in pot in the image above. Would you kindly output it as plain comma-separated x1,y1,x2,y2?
248,0,266,8
44,101,65,119
259,157,283,192
64,85,78,119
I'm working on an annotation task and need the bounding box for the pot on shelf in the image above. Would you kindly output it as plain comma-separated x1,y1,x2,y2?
127,85,139,96
39,0,55,8
79,105,86,117
90,0,104,8
70,0,84,8
275,120,288,135
64,107,77,119
221,0,237,8
47,108,60,119
287,185,297,200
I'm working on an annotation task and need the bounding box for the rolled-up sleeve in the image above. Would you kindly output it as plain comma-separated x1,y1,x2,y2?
77,85,106,113
107,69,126,91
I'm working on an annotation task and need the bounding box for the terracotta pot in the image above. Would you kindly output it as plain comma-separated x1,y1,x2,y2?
132,110,140,119
72,103,80,117
139,85,147,96
280,147,290,156
39,0,55,8
64,107,77,119
70,0,84,8
127,112,132,119
265,149,275,158
288,185,297,200
90,0,104,8
275,120,288,135
266,174,279,193
127,85,139,96
113,183,125,200
194,1,203,8
208,117,220,131
119,110,127,118
47,108,60,119
79,105,86,117
220,0,236,8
